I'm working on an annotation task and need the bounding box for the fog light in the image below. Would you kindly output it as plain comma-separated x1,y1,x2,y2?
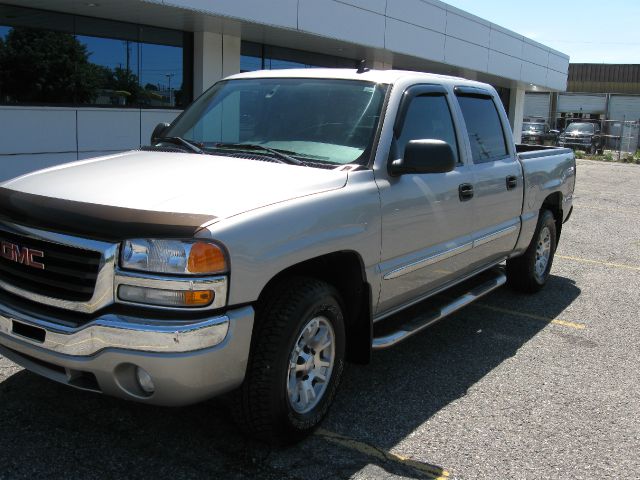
136,367,155,394
118,285,214,308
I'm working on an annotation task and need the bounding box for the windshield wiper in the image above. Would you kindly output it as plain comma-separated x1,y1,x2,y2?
156,136,205,154
212,143,305,166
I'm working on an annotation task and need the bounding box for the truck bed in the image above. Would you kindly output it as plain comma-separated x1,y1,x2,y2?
515,144,574,159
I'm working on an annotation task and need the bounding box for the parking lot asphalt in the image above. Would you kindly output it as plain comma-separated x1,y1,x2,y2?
1,159,639,479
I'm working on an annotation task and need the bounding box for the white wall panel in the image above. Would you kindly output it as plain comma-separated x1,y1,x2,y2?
489,29,523,58
77,110,141,152
546,70,568,91
488,50,522,81
548,53,569,73
0,108,76,155
298,0,385,48
164,0,298,29
141,110,182,145
0,153,78,183
522,41,549,67
337,0,387,14
386,0,446,33
441,3,491,26
445,12,490,47
77,150,126,161
445,37,488,72
521,62,548,87
385,18,445,62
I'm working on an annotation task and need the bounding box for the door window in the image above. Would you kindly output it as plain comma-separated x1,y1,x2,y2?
457,95,509,163
396,95,459,164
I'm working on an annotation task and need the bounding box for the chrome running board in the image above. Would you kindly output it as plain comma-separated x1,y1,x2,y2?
372,269,507,350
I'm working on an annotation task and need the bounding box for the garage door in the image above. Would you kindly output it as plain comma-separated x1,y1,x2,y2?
558,94,607,114
524,93,551,119
608,95,640,122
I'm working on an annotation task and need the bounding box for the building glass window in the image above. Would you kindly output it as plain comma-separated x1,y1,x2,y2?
140,26,186,107
0,4,192,108
240,41,263,72
241,41,357,73
493,86,511,115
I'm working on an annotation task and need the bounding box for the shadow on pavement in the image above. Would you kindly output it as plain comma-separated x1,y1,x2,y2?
0,275,580,479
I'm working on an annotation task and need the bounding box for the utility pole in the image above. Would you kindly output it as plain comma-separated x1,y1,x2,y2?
165,73,175,106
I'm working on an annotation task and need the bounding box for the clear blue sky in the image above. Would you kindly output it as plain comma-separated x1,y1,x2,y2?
445,0,640,64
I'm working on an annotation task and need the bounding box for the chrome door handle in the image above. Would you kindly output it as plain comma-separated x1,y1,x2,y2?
458,183,474,201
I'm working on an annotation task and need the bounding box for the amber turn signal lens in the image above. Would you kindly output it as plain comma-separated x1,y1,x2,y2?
184,290,214,306
188,242,227,274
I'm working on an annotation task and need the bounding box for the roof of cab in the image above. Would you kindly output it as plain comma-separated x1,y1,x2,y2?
225,68,492,90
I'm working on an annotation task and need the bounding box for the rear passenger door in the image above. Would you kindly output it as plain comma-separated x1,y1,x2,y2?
454,88,523,271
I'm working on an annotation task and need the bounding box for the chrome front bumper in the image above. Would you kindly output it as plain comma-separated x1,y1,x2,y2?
0,300,230,356
0,299,254,406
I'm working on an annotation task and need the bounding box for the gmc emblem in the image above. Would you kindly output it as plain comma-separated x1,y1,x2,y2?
0,241,45,270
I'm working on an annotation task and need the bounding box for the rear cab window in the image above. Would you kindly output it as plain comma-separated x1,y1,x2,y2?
455,91,509,164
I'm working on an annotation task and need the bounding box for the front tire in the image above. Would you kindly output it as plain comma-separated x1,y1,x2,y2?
507,210,557,293
232,277,345,444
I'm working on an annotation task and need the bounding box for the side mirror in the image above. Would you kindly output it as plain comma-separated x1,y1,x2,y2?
389,139,456,176
151,122,171,145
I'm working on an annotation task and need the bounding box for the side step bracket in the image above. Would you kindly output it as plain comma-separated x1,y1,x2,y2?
372,269,507,350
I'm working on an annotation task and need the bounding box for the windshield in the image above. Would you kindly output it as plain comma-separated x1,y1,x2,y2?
166,78,388,165
523,123,545,133
566,123,594,133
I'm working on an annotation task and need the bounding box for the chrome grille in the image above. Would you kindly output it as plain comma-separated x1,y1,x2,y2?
0,228,101,302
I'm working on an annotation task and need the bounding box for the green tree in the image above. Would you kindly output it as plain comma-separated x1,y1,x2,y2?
108,66,141,104
0,27,102,103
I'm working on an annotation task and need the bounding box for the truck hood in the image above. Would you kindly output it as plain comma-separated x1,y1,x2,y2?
1,150,348,220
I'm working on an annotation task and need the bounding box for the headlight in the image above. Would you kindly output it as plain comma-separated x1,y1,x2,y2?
121,239,227,275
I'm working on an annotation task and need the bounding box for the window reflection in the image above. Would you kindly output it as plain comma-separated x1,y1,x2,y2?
140,42,183,107
0,26,92,104
240,55,263,73
76,35,141,106
240,41,357,73
0,5,190,108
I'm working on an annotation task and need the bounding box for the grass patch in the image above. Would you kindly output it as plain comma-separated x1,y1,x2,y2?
575,149,640,165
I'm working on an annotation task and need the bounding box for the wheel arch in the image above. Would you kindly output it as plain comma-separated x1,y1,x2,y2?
256,251,372,365
541,192,563,246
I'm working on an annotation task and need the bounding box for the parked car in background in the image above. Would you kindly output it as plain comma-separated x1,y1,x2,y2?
557,121,604,154
522,122,558,146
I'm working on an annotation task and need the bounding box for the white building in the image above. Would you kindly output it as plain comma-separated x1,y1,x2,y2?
0,0,569,181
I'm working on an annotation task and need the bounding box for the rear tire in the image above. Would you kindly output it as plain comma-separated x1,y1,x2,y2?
507,210,557,293
231,277,346,444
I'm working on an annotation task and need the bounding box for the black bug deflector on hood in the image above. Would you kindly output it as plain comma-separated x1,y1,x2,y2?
0,188,216,241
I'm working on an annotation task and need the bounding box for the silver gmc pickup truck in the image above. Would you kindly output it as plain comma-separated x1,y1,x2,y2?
0,69,575,443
